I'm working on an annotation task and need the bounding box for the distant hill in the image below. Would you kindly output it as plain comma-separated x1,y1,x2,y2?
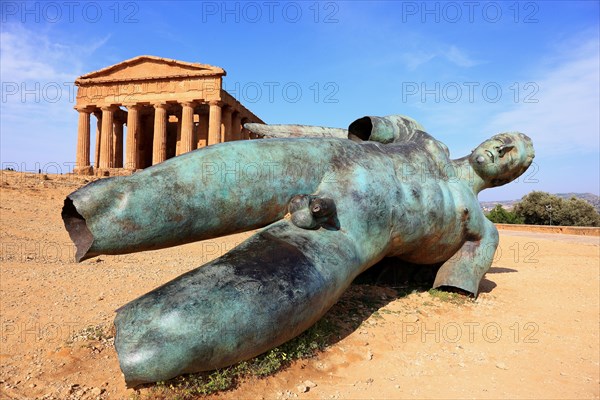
555,193,600,211
480,193,600,213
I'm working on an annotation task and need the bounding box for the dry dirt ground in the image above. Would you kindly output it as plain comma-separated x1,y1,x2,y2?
1,171,598,400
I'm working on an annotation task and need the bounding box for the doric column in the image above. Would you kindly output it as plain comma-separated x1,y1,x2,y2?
138,114,151,169
152,102,168,165
231,111,242,141
221,106,233,142
124,104,140,170
207,100,222,146
113,114,124,168
197,114,209,148
180,101,195,154
175,116,182,156
75,107,91,174
99,106,116,169
93,111,102,169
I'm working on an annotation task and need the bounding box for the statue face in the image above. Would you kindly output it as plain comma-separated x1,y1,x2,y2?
469,132,535,187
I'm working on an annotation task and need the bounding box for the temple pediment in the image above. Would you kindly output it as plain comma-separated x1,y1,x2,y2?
76,55,225,84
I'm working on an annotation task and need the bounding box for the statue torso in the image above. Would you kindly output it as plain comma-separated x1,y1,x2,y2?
321,139,485,265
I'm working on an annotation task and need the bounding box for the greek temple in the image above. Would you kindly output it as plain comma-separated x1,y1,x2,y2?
73,55,264,175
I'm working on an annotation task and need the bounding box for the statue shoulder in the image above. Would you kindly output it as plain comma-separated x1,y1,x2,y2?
348,115,449,157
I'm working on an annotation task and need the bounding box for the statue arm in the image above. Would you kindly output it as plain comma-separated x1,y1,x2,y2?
62,139,336,261
348,115,451,159
244,123,348,139
245,115,431,144
432,218,499,296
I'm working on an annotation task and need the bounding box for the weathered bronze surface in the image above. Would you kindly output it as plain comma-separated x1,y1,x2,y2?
62,115,534,386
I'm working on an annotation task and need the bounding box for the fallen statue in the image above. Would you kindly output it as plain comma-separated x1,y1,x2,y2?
62,115,534,386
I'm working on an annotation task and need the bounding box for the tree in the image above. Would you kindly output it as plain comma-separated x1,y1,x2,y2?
486,204,524,224
514,191,600,227
513,191,558,225
555,197,600,227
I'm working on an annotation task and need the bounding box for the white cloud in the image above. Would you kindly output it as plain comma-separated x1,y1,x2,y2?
400,50,436,70
443,45,482,68
0,24,108,82
0,24,109,167
484,37,600,156
400,44,482,70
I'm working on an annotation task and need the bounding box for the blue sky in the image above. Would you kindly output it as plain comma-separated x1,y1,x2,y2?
1,1,598,201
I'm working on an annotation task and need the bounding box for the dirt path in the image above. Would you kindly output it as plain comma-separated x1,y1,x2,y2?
1,171,598,399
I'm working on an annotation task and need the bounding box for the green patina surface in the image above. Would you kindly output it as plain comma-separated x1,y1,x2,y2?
62,115,535,386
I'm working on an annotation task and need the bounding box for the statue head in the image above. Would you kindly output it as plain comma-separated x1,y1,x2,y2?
469,132,535,188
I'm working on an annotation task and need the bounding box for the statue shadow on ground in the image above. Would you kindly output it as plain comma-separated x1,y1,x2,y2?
478,278,497,294
311,258,509,356
328,258,442,339
488,267,518,274
323,257,474,345
477,267,518,294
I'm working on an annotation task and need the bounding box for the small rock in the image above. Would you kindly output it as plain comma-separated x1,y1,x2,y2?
90,387,103,396
29,383,36,388
405,315,419,323
496,362,508,370
366,350,373,360
458,362,465,367
395,384,401,389
304,380,317,388
297,384,308,393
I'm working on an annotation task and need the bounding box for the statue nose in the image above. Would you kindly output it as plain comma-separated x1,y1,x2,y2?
476,155,485,164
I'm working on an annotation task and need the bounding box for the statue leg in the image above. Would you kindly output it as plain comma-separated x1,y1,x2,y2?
114,220,364,386
62,140,330,261
432,223,499,296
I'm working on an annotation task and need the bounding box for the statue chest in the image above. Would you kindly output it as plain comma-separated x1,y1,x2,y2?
388,180,478,263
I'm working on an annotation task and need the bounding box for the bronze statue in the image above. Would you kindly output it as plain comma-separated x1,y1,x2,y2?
62,115,534,386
